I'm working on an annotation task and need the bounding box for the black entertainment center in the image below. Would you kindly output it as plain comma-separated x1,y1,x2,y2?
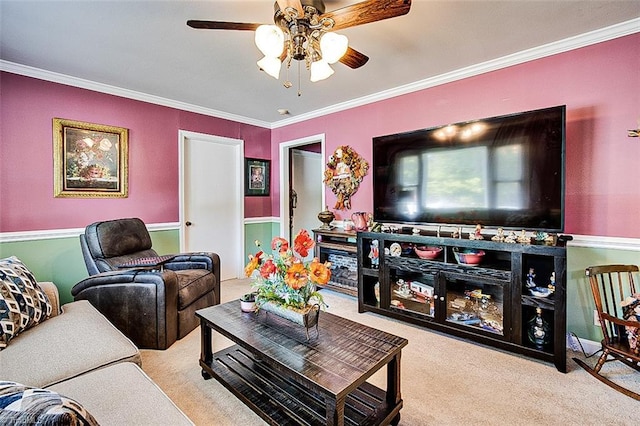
355,105,568,371
357,230,567,372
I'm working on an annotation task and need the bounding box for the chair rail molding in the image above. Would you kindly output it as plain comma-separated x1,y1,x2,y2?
0,222,180,243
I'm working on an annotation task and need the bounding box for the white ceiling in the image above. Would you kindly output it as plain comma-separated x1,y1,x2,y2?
1,1,639,127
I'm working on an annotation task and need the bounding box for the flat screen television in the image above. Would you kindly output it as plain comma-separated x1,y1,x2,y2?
373,105,566,233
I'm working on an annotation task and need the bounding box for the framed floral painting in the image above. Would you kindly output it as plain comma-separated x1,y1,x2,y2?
53,118,128,198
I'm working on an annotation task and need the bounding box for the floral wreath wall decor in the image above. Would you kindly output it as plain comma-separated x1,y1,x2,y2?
323,145,369,210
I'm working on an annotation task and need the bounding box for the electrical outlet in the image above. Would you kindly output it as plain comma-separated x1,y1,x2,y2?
593,309,600,326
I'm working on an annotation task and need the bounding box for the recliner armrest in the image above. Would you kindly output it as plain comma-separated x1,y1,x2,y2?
165,253,221,305
165,252,217,271
71,269,179,349
71,269,177,295
165,253,220,282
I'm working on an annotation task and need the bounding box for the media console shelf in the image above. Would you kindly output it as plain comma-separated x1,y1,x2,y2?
357,231,567,372
313,229,358,297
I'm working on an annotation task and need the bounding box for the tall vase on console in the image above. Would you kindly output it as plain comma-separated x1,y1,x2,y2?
351,212,368,231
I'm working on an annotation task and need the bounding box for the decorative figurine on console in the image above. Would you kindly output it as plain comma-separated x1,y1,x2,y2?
368,240,380,269
469,224,484,240
491,227,505,242
548,272,556,293
452,226,463,239
516,230,531,244
526,268,537,289
535,231,548,242
505,231,518,243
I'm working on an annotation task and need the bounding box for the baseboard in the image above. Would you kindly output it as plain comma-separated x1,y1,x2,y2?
566,333,600,355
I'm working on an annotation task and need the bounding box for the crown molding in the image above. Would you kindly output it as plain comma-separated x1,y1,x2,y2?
0,60,271,129
1,18,637,129
271,18,640,128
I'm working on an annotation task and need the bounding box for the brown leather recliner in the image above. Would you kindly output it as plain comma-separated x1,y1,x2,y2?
73,217,220,349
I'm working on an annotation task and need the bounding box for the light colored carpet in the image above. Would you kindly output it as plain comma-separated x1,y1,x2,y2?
141,279,638,425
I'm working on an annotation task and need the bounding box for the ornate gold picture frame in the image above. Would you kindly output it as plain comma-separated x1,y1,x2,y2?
53,118,128,198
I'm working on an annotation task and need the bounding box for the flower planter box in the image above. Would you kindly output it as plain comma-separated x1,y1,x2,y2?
259,301,320,340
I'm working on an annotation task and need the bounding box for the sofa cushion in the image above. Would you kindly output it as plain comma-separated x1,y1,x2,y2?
0,381,98,425
0,300,140,388
0,256,52,350
49,362,193,425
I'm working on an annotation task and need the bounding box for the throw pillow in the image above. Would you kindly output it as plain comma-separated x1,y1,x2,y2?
0,256,53,350
0,381,99,425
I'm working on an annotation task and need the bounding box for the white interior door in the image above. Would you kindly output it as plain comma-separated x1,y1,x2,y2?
291,149,322,239
179,131,244,280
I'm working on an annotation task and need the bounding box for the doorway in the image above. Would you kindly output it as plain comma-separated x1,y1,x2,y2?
279,134,326,242
179,130,244,280
291,148,322,238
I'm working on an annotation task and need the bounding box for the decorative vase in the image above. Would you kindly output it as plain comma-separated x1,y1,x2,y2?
351,212,369,231
259,301,320,340
317,206,335,230
527,307,550,348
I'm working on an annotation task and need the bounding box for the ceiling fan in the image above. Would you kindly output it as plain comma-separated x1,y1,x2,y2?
187,0,412,88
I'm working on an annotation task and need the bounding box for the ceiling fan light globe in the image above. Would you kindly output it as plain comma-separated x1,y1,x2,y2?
320,32,348,64
257,56,282,79
255,25,285,57
310,59,334,82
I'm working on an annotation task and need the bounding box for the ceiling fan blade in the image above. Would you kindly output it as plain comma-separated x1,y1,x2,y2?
276,0,305,17
339,47,369,69
322,0,411,31
187,20,261,31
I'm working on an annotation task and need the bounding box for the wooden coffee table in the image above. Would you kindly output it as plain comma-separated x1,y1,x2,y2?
197,301,408,426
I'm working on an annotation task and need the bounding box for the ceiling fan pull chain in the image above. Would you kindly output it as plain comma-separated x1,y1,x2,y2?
297,60,302,97
284,63,293,89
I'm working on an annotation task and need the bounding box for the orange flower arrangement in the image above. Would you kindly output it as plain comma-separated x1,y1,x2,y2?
245,230,331,311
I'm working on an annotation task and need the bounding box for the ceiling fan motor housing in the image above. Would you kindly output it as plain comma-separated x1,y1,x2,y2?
273,0,326,15
276,2,329,62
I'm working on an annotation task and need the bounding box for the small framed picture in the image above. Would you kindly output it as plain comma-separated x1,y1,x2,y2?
245,158,270,196
53,118,128,198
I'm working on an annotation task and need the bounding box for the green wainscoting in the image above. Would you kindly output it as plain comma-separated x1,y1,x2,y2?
566,243,640,342
244,221,280,261
0,229,181,305
1,224,279,306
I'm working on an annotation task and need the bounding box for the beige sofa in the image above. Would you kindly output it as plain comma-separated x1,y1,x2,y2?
0,282,193,425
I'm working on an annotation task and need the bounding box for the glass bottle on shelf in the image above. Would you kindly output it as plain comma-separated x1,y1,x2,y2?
527,307,550,348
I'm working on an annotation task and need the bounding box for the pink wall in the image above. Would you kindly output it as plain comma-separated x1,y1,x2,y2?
272,33,640,239
2,34,638,237
0,73,271,232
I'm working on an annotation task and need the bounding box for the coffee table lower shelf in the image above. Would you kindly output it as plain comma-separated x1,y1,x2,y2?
201,345,401,426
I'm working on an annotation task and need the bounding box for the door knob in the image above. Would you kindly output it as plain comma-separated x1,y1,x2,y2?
185,221,192,226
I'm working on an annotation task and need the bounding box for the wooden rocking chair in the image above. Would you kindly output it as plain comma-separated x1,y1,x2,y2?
573,264,640,400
